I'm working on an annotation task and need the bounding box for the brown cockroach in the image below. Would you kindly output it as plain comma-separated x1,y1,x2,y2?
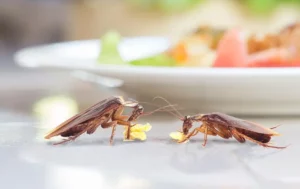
156,97,287,149
178,113,288,149
44,96,175,145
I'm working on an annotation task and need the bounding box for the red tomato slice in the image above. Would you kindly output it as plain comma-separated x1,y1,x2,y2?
247,48,300,67
213,29,248,67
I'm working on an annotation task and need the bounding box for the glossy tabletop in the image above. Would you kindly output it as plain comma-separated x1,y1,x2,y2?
0,70,300,189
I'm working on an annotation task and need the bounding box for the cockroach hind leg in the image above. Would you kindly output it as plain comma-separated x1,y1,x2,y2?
261,141,289,149
52,137,75,145
235,130,287,149
52,129,86,145
261,143,288,149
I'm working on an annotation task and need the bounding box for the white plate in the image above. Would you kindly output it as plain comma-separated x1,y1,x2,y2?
14,37,300,116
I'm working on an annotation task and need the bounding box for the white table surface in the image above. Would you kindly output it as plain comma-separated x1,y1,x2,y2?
0,70,299,189
0,111,300,189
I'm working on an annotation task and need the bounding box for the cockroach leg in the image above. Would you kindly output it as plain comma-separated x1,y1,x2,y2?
101,120,117,128
205,125,229,139
87,124,101,134
177,125,217,143
177,138,188,143
126,125,131,140
101,121,118,144
53,126,91,145
182,130,197,142
112,106,126,120
112,106,132,140
119,115,129,120
202,125,208,146
109,123,118,145
195,125,217,136
231,128,287,149
177,128,199,143
218,130,231,139
113,119,132,139
87,116,111,134
230,128,246,143
53,138,73,145
191,130,200,137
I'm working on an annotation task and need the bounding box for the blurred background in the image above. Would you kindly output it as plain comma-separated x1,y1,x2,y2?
1,0,300,114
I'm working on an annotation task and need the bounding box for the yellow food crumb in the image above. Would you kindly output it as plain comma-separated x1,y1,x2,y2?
169,131,189,143
123,123,152,141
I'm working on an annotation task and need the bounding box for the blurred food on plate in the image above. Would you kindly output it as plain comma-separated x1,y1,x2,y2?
244,22,300,67
171,22,300,67
166,26,224,67
97,22,300,68
248,22,300,55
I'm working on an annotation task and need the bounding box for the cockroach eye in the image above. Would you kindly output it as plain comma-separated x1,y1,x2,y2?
184,116,190,120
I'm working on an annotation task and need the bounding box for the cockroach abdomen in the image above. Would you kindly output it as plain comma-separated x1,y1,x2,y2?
60,123,89,137
235,128,271,143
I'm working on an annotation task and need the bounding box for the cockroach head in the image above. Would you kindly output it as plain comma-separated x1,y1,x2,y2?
182,115,193,135
183,115,190,121
128,104,144,121
137,104,144,112
134,104,144,115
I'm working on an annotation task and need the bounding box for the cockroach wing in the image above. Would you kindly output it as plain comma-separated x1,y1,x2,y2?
213,112,280,136
240,120,280,136
44,96,122,139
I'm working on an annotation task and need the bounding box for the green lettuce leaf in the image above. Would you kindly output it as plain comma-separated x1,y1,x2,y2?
97,31,125,64
97,31,177,67
129,54,177,67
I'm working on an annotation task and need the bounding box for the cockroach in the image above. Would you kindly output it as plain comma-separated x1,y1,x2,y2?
156,97,287,149
179,113,288,149
44,96,175,145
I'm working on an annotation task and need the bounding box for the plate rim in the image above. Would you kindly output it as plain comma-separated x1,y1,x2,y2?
14,37,300,77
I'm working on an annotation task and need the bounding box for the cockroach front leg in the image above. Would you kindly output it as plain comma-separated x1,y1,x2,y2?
178,125,216,143
112,106,133,140
125,104,144,139
115,119,134,140
195,125,217,136
177,128,199,143
101,121,132,145
180,124,209,146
